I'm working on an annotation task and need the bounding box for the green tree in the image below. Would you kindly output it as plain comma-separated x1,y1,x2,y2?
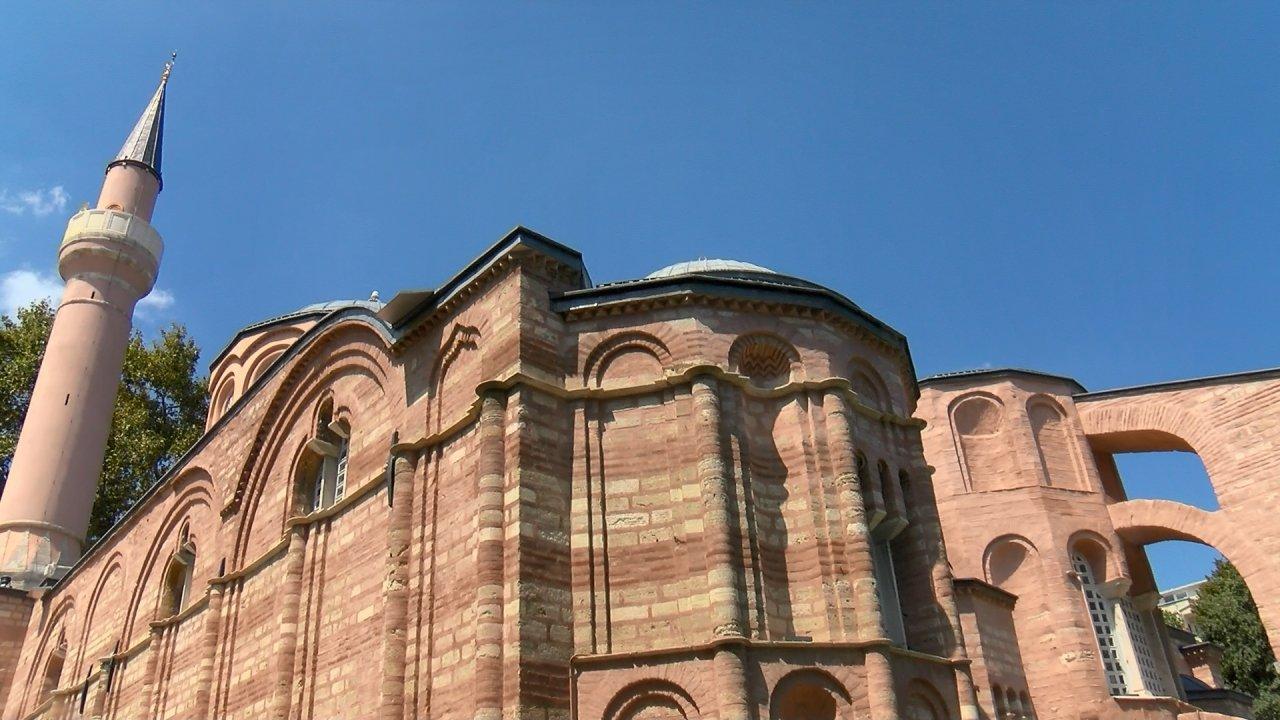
1162,608,1187,631
1193,559,1280,720
0,299,208,542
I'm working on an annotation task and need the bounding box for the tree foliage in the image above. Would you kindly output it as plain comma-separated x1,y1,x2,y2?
0,300,208,542
1193,558,1280,720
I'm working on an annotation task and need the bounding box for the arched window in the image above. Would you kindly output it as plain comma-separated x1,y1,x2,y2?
1004,688,1020,719
1072,551,1127,695
39,635,66,703
1018,691,1034,720
302,403,351,513
161,539,196,617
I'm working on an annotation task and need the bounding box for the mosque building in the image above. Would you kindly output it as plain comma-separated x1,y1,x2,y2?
1,63,1277,720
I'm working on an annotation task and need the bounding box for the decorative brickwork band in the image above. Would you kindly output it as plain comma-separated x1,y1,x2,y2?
475,391,508,720
271,525,307,720
380,450,418,720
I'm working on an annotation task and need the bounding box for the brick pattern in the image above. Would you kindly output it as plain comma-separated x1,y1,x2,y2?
918,370,1280,720
0,246,1023,720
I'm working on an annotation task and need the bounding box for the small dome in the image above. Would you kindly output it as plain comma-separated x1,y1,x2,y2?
645,259,776,279
296,298,385,314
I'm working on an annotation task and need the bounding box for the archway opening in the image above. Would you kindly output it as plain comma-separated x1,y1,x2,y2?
1101,449,1276,710
1104,451,1220,592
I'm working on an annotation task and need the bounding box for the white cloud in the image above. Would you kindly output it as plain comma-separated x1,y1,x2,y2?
137,288,175,318
0,186,68,217
1,269,62,316
0,270,176,321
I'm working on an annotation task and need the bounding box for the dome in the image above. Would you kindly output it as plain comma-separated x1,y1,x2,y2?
295,298,385,314
233,297,386,337
645,259,777,279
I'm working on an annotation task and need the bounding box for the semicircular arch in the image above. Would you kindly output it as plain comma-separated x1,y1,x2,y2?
232,337,393,564
121,479,215,643
603,678,701,720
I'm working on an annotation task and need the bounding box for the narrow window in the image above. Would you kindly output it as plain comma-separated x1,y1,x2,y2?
334,437,349,502
311,460,326,512
302,409,352,513
872,539,906,645
162,542,196,617
1119,597,1168,694
1072,552,1128,695
39,639,66,703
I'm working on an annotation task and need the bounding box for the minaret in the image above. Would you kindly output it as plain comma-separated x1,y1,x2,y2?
0,60,172,588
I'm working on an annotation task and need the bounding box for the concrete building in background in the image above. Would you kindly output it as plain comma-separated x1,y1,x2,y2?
1159,581,1207,637
1,64,1277,720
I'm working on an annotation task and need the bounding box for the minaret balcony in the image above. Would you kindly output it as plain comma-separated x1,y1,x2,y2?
59,207,165,287
60,208,164,266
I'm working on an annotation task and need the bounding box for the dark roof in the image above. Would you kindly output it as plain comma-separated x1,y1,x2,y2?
380,225,589,332
918,367,1087,393
208,300,385,370
109,61,171,188
1076,365,1280,401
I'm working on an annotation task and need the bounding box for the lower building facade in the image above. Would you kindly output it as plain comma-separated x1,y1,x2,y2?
0,231,1273,720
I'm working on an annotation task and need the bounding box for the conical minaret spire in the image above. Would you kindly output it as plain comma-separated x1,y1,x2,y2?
109,52,174,189
0,59,173,588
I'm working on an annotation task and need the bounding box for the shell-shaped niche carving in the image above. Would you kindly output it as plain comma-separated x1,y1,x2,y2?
728,333,800,388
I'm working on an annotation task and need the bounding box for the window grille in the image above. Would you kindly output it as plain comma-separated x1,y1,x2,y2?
334,438,349,502
1121,599,1167,695
312,462,325,512
1072,552,1128,695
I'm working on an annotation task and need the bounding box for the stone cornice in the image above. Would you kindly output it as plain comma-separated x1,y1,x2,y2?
569,637,960,668
394,367,924,456
554,281,918,396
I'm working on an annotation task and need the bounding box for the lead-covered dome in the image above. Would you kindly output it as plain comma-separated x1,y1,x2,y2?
645,259,777,279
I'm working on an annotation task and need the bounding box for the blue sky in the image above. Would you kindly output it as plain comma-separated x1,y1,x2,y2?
3,3,1276,589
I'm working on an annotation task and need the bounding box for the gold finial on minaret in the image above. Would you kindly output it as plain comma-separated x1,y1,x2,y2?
163,51,177,81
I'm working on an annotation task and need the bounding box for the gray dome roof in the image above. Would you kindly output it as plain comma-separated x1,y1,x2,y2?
296,299,385,314
645,259,776,279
